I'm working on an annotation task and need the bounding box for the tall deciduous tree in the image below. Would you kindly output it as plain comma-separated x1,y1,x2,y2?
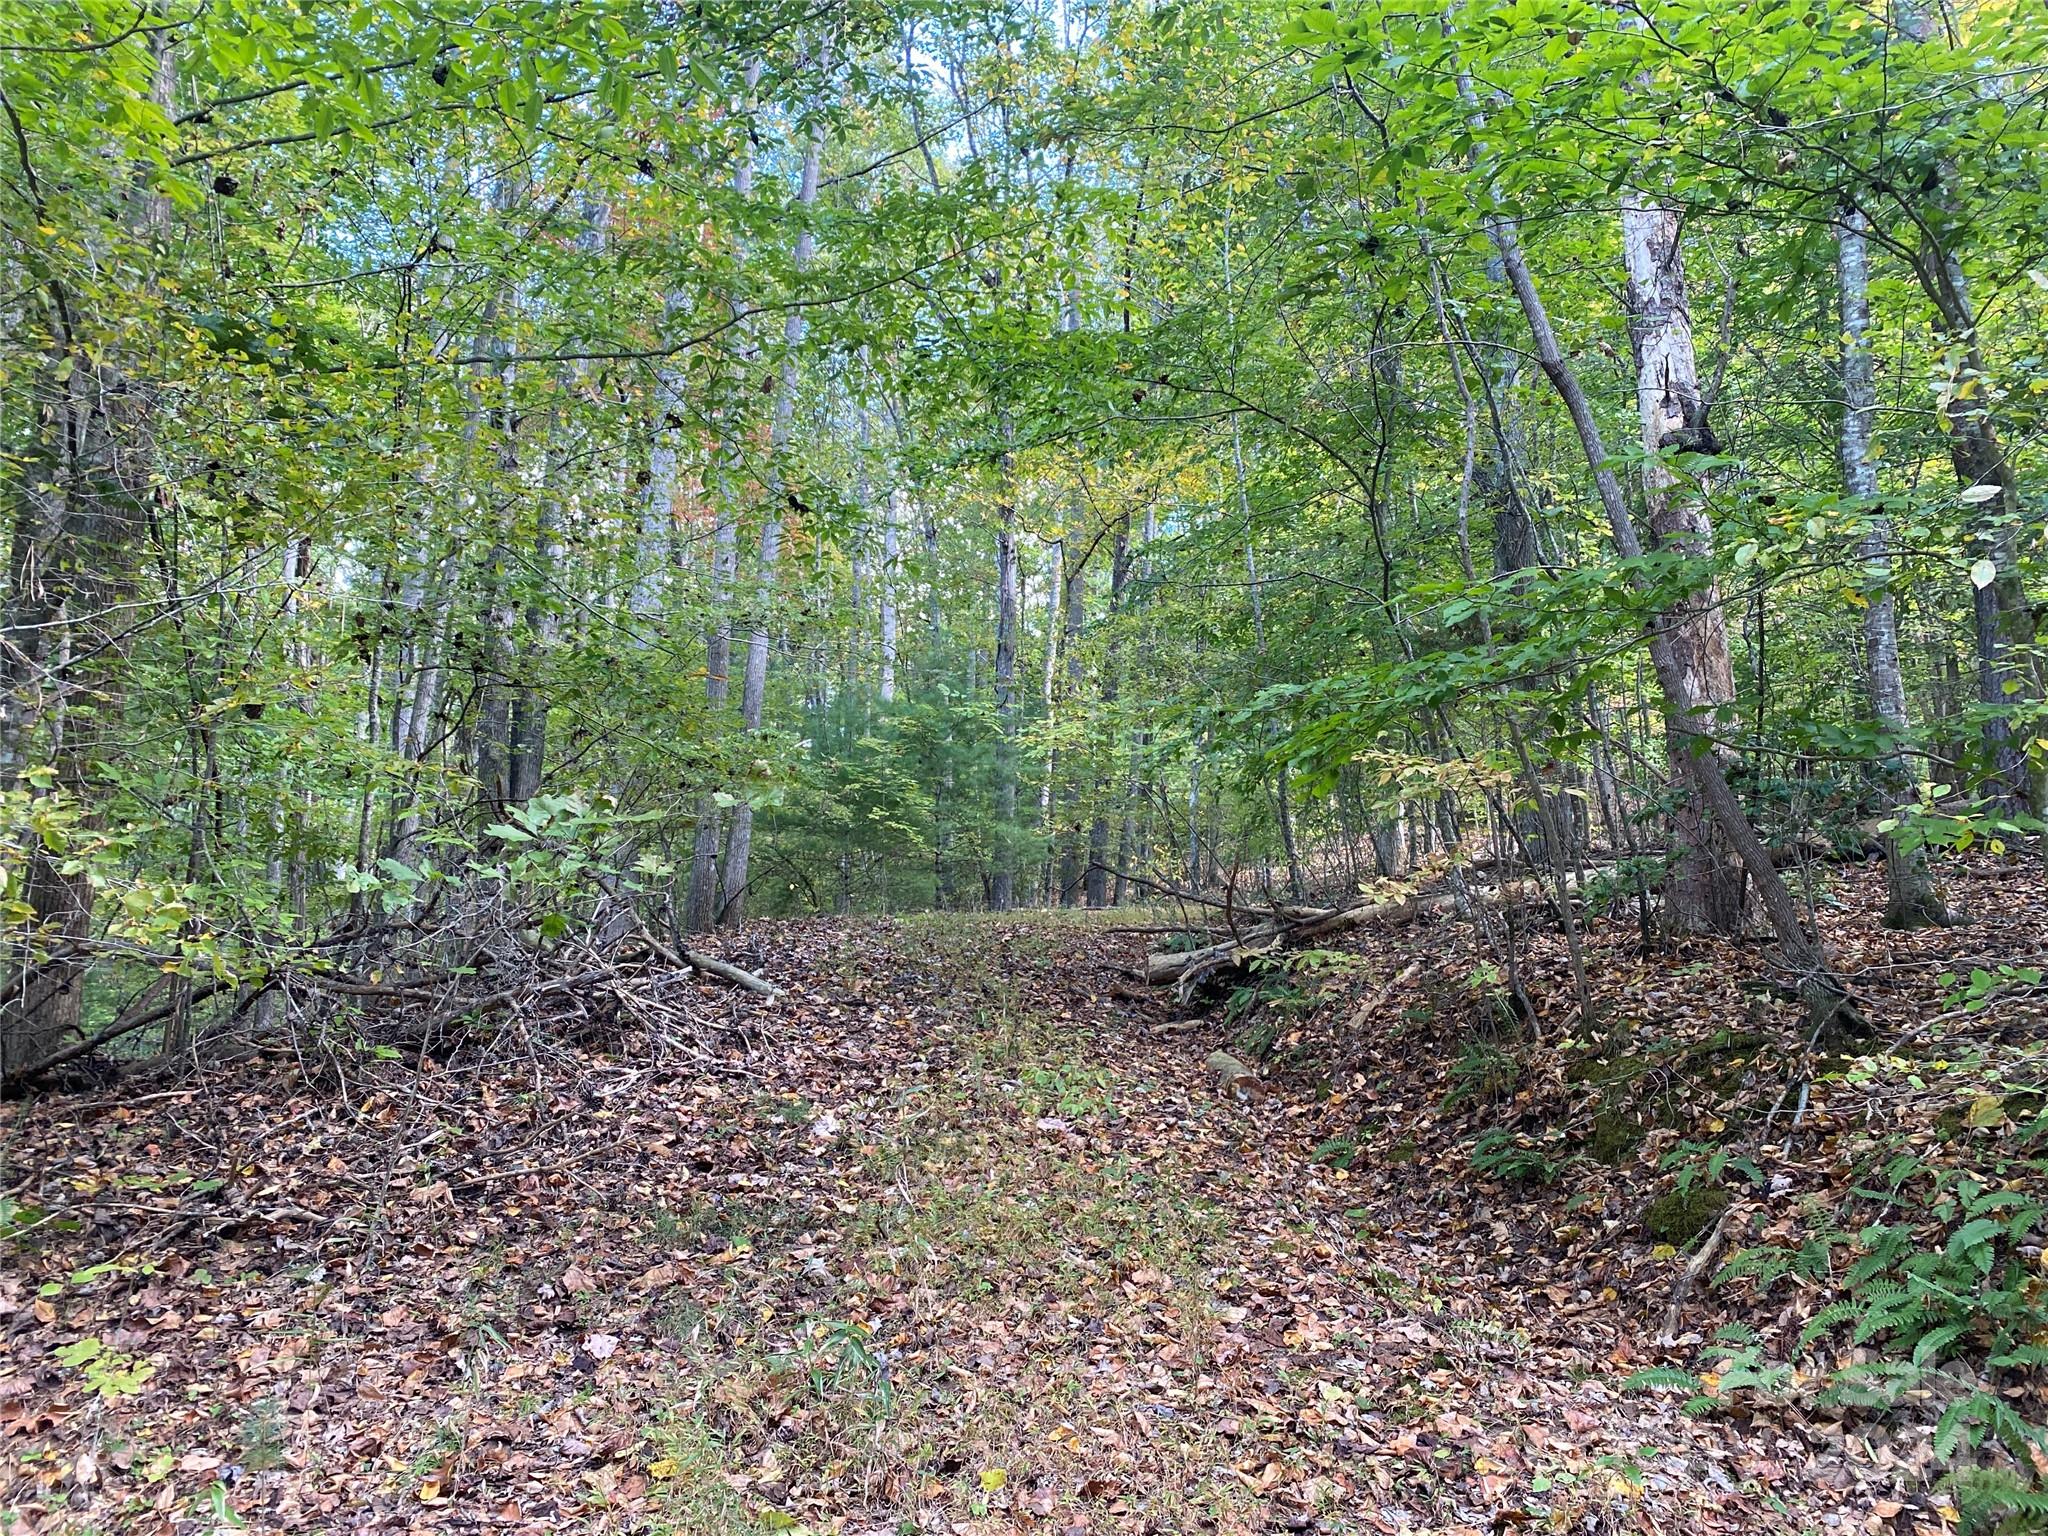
1618,195,1745,934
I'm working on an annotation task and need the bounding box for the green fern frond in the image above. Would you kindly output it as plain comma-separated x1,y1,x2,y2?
1912,1322,1968,1366
1621,1367,1698,1394
1797,1302,1858,1348
1950,1465,2048,1530
1934,1396,1986,1462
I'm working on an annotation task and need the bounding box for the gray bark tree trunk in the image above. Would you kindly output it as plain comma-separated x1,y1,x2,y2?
1086,516,1130,907
1894,0,2038,810
1231,414,1304,900
1058,536,1087,904
1479,199,1854,1026
880,485,902,703
1037,536,1063,903
1837,211,1949,927
990,412,1021,911
684,59,762,933
720,51,828,927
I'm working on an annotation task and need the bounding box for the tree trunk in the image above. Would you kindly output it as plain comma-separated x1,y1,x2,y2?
720,80,826,927
509,456,563,807
1475,182,1855,1026
880,485,902,703
1057,537,1088,904
990,411,1020,911
1229,414,1304,900
685,496,738,932
0,28,172,1074
635,345,685,624
473,360,519,818
1920,263,2034,811
1085,517,1130,907
1894,0,2037,810
1482,308,1543,580
1037,536,1063,903
675,60,764,932
472,176,523,822
510,191,598,812
390,544,457,868
1837,211,1948,927
1619,193,1747,935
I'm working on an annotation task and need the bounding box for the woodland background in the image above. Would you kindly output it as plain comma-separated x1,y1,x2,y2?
3,0,2046,1065
5,1,2048,1531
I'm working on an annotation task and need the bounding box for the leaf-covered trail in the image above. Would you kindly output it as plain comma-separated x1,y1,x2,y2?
818,918,1831,1536
6,915,1865,1534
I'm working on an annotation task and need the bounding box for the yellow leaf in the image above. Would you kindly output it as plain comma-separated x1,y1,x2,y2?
647,1458,679,1480
1965,1094,2007,1128
979,1466,1007,1492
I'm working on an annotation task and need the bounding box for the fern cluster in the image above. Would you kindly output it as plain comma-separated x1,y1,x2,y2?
1627,1140,2048,1530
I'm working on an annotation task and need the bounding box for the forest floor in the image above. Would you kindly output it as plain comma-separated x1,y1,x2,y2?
5,860,2043,1536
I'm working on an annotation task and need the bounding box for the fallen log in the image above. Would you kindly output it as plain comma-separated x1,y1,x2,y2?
679,947,779,998
1144,866,1621,987
2,978,245,1091
1145,892,1455,987
1658,1201,1739,1345
628,926,780,999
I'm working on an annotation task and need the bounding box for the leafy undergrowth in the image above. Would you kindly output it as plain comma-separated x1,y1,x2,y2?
2,873,2039,1535
1235,853,2048,1532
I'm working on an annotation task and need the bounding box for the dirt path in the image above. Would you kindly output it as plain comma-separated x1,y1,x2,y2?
5,916,1855,1534
775,918,1822,1536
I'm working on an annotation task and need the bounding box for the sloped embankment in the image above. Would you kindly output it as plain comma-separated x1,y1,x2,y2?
4,911,1925,1532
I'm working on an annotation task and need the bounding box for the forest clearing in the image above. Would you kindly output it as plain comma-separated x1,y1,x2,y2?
5,0,2048,1532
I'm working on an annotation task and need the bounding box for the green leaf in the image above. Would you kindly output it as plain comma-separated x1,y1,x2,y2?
1947,1217,2003,1267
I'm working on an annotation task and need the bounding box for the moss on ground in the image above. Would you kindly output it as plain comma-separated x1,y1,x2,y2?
1643,1187,1730,1245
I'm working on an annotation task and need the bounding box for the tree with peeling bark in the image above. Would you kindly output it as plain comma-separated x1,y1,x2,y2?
1617,194,1747,936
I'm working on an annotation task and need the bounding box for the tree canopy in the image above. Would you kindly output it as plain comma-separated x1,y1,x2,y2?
2,0,2044,1052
